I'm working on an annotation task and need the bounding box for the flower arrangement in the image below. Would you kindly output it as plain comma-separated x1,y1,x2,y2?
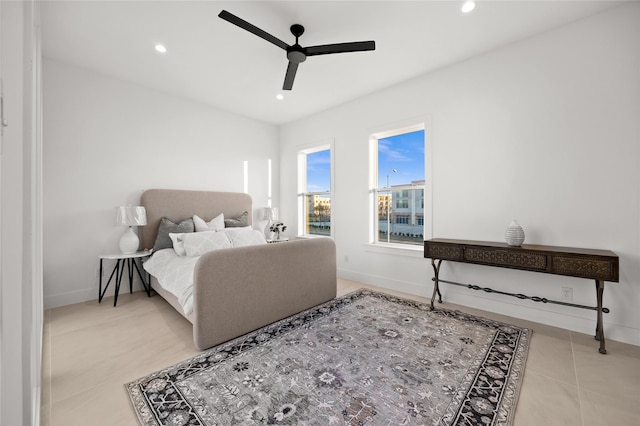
269,222,287,238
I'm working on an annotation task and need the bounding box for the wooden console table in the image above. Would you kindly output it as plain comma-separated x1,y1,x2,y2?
424,238,619,354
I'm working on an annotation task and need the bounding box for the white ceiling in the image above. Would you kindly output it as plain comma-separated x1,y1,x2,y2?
41,0,620,125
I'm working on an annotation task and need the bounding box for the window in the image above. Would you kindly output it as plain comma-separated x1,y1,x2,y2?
396,199,409,209
298,145,332,237
370,125,425,246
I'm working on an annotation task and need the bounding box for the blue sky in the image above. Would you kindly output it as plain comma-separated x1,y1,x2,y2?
306,129,425,191
306,149,331,192
378,129,425,188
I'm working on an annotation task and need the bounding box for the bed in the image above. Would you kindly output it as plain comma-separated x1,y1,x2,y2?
139,188,337,350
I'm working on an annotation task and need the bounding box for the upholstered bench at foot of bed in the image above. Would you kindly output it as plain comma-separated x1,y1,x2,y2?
192,237,337,350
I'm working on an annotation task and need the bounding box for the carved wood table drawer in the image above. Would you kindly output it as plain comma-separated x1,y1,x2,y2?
464,247,547,270
552,256,616,281
425,243,462,261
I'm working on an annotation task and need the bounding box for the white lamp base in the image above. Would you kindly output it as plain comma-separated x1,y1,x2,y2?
119,227,139,254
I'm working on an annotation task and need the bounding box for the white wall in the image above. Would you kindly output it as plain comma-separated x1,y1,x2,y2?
43,59,279,308
1,1,42,424
280,3,640,345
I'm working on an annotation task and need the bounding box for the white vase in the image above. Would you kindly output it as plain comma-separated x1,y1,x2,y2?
505,220,525,247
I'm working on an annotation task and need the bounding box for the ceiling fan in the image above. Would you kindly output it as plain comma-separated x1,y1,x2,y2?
218,10,376,91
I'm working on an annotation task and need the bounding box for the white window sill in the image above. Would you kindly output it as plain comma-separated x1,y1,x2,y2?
364,242,424,258
297,234,334,240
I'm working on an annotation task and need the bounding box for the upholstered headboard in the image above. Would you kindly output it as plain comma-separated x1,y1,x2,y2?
139,189,253,251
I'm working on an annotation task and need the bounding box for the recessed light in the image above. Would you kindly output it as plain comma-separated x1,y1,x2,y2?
276,94,284,100
154,44,167,53
461,1,476,13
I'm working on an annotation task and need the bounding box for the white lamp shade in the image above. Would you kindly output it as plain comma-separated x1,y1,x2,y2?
116,206,147,226
263,207,279,221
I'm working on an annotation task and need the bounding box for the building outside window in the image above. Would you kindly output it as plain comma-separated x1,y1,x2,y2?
298,145,332,236
370,125,425,246
396,216,409,224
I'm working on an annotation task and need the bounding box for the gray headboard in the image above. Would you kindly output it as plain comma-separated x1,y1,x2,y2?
139,189,253,251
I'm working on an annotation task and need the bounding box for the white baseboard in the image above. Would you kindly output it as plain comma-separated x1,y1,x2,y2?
337,268,640,347
44,288,95,309
338,267,430,298
44,282,147,309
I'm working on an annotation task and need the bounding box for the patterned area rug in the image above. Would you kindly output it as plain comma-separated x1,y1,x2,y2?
126,290,530,425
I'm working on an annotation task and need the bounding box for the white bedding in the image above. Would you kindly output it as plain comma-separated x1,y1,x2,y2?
143,248,199,315
143,229,268,315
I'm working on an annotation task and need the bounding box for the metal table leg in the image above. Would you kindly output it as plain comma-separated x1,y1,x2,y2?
595,279,607,354
114,259,125,307
99,259,120,303
100,255,151,306
131,257,151,297
127,258,134,294
430,259,443,309
98,258,103,302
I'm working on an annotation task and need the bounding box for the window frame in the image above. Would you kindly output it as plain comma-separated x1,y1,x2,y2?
368,120,432,250
297,140,334,238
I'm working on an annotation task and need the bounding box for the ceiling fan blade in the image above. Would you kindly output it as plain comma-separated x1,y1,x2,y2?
218,10,289,51
306,41,376,56
283,61,299,90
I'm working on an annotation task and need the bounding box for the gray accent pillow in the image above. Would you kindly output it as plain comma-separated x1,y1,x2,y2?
224,211,249,228
153,217,194,252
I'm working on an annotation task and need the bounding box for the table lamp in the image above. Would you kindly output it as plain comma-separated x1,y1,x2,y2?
263,207,278,237
116,205,147,254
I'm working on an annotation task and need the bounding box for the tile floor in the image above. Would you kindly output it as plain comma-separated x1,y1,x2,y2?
41,279,640,425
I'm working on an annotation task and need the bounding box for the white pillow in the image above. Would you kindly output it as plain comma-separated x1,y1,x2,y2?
183,231,231,257
169,232,188,256
226,229,267,247
223,225,252,233
193,213,224,232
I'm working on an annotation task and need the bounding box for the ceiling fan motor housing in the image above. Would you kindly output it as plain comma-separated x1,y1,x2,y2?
287,46,307,63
